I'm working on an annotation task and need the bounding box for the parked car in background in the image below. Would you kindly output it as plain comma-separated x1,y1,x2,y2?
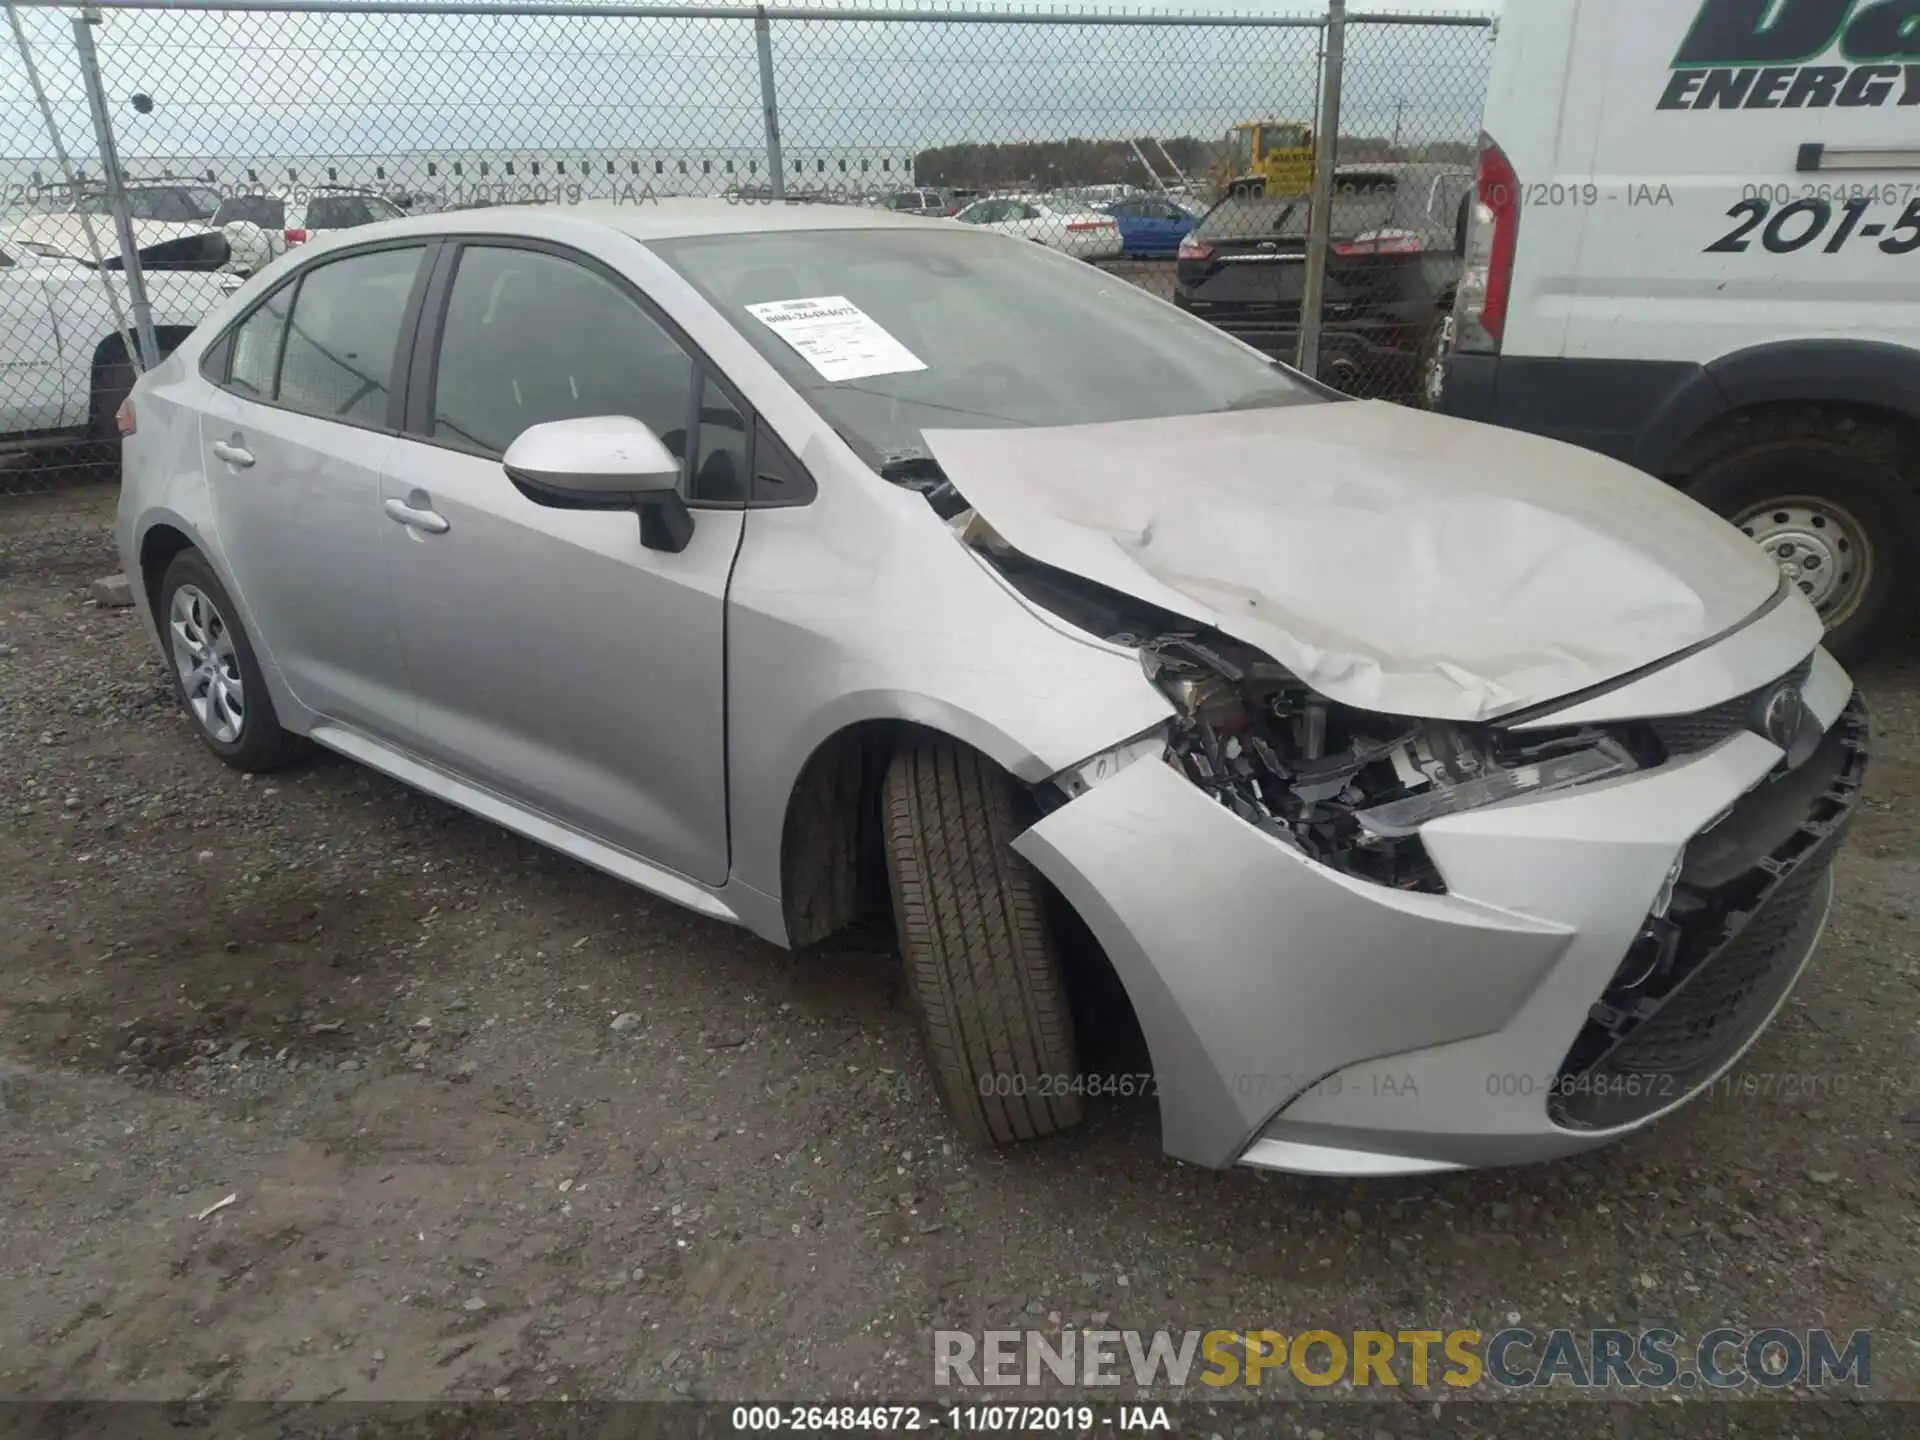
1,234,233,452
876,188,955,217
1100,193,1199,259
119,200,1861,1177
10,179,226,263
211,186,409,274
953,194,1121,260
1174,163,1471,398
1435,0,1920,661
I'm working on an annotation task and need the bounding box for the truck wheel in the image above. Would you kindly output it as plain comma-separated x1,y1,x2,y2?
882,737,1083,1146
1418,311,1455,411
1683,416,1920,662
87,344,137,443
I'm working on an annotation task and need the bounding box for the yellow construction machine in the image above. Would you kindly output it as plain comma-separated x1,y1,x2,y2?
1221,120,1314,197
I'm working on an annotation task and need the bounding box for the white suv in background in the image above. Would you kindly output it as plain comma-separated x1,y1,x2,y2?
211,187,408,274
1436,0,1920,660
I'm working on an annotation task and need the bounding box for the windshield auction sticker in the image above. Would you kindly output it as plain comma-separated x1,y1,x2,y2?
746,296,927,382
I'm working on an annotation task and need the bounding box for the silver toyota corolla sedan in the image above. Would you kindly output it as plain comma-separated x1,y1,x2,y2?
117,201,1867,1177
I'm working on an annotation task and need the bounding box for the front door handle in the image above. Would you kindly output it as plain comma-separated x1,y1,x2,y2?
210,439,254,467
384,497,450,534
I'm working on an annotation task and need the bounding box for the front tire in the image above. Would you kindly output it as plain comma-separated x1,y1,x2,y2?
158,550,304,772
882,737,1083,1146
1682,417,1920,662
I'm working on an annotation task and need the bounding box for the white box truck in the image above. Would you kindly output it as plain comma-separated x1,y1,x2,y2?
1436,0,1920,659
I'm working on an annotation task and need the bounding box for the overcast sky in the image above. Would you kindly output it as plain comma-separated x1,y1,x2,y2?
5,2,1495,178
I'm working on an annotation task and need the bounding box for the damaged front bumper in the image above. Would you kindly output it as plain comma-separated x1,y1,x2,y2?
1012,652,1866,1175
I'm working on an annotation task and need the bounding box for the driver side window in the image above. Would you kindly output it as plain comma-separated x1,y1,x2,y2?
430,245,695,463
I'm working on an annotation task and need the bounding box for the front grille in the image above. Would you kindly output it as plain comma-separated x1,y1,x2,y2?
1549,694,1868,1131
1648,654,1814,758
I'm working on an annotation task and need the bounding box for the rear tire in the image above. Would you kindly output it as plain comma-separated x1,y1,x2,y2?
158,550,306,773
1681,413,1920,663
882,737,1083,1146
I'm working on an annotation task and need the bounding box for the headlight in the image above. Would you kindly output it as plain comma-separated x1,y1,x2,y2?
1355,738,1638,837
1135,635,1640,893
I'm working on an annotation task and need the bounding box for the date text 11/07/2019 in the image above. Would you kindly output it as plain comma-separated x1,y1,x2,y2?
728,1405,1171,1432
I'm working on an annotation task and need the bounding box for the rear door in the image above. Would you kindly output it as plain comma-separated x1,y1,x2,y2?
1142,198,1196,256
376,239,743,885
198,241,431,735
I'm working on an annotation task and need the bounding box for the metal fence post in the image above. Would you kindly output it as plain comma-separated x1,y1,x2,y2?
72,6,159,369
1297,0,1345,381
754,7,784,199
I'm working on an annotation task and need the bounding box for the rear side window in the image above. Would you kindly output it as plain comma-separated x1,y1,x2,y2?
227,284,294,399
213,194,287,229
276,246,425,423
307,195,375,228
430,245,694,458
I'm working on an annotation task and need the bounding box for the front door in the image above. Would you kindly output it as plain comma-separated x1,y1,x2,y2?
378,242,742,886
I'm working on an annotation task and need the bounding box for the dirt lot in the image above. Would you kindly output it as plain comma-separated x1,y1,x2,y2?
2,482,1917,1417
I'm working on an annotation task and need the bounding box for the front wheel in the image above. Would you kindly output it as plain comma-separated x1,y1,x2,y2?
882,737,1083,1146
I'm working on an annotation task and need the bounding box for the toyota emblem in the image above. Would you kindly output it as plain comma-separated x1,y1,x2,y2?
1759,683,1806,750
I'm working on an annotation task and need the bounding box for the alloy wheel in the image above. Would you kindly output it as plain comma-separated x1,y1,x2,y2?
169,583,245,744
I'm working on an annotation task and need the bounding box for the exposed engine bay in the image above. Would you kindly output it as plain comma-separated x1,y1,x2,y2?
1133,633,1640,892
971,532,1648,894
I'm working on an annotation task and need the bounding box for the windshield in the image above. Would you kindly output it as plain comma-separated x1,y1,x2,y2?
653,227,1314,469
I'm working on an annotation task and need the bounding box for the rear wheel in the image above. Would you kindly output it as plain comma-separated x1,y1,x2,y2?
882,737,1083,1146
158,550,305,772
1681,415,1920,662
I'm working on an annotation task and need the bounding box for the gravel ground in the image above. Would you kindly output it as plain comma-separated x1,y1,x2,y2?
1,483,1916,1419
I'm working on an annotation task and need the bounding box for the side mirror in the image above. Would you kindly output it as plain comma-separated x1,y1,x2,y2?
503,415,693,552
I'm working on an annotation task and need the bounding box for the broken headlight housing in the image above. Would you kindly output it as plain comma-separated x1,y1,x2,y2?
1137,635,1644,894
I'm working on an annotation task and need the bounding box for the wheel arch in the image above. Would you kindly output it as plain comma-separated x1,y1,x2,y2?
136,516,200,619
774,707,1051,949
1636,338,1920,480
774,713,1152,1124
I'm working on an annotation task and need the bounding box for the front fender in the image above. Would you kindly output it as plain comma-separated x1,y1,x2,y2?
721,493,1174,903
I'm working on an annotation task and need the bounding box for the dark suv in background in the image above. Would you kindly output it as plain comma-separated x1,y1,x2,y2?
1174,162,1471,399
876,187,957,217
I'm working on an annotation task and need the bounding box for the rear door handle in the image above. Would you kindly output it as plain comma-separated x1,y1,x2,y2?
210,439,254,467
384,497,450,534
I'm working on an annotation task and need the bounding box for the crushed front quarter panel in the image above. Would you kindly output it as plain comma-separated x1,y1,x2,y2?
926,402,1780,722
1011,755,1574,1168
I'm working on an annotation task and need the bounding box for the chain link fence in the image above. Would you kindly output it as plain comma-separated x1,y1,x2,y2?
3,0,1492,517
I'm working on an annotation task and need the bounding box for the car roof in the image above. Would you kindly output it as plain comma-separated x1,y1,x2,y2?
330,197,946,247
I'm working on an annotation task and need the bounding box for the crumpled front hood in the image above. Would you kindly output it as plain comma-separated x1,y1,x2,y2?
924,401,1782,721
